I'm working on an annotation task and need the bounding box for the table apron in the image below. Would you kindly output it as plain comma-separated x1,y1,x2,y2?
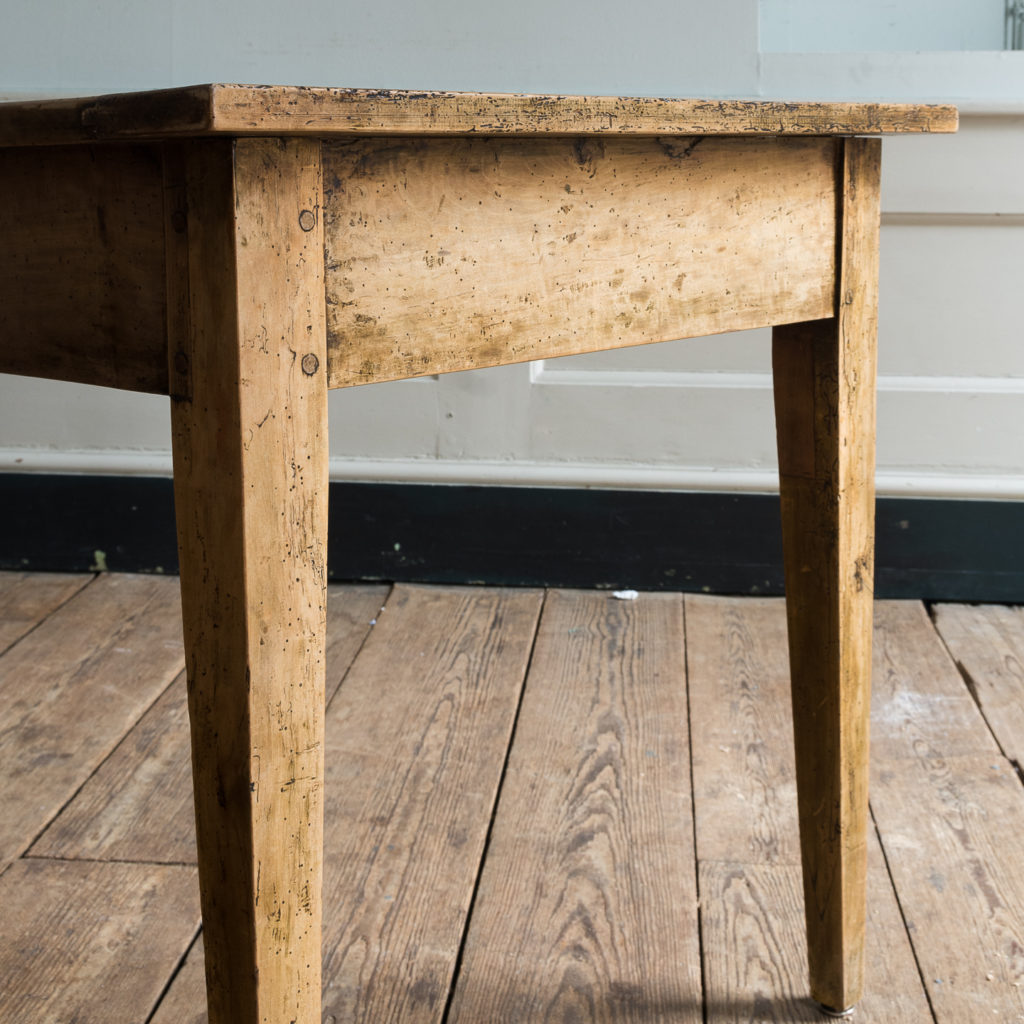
0,142,169,393
0,134,839,395
323,134,838,387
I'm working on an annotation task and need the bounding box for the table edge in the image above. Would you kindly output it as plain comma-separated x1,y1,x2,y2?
0,83,958,147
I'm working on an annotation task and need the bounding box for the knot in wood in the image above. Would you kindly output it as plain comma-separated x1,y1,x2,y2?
298,209,316,232
301,352,320,375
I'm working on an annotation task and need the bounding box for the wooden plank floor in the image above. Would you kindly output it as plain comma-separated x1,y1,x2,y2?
2,571,1023,1023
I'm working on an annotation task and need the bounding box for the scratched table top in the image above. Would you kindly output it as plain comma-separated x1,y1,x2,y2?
0,84,957,146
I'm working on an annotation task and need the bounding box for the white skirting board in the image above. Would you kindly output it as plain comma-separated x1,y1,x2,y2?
2,448,1023,501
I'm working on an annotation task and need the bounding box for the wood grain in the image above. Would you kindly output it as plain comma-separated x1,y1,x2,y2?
770,137,882,1012
872,754,1024,1023
685,595,800,866
28,585,387,865
449,590,702,1023
323,135,837,387
701,861,817,1023
0,570,91,655
0,857,199,1024
320,583,543,1023
867,600,1024,1022
0,143,169,392
28,672,196,862
168,136,329,1024
700,834,933,1024
932,602,1024,765
0,573,184,870
148,583,544,1024
686,595,932,1021
0,85,958,147
5,580,1020,1021
871,600,1000,761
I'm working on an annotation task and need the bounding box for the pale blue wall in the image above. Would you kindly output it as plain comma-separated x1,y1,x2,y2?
5,1,1021,103
1,0,759,97
760,0,1007,53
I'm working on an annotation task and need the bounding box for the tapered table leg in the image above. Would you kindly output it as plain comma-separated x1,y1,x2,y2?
771,137,881,1014
165,137,328,1024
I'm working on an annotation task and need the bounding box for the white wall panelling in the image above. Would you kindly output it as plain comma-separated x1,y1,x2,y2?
882,116,1024,214
1,3,1022,499
759,52,1024,107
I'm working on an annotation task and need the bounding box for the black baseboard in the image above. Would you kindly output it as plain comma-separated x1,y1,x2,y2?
0,473,1021,601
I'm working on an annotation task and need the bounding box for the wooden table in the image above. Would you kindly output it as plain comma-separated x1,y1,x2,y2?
0,86,956,1022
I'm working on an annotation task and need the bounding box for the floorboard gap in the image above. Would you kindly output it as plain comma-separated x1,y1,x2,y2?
868,802,939,1024
145,924,203,1024
681,597,710,1024
20,670,186,861
924,599,1019,772
323,583,395,714
21,852,198,868
439,588,549,1024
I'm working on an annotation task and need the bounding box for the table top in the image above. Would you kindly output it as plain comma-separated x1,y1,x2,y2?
0,84,957,147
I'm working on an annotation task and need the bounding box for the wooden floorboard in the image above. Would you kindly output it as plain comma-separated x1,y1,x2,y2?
872,754,1024,1022
317,584,542,1024
0,857,199,1023
0,570,91,655
449,590,703,1024
699,833,932,1024
932,602,1024,766
869,601,1024,1023
150,932,206,1024
0,573,184,873
153,582,544,1024
2,573,1024,1022
686,596,799,867
870,601,999,760
27,584,388,864
686,595,933,1022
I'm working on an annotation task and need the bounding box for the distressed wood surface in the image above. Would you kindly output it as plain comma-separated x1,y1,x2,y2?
871,601,1000,760
28,584,387,864
685,595,799,865
770,136,882,1014
168,136,329,1024
319,584,542,1023
686,595,933,1021
148,583,544,1023
29,673,195,862
0,573,184,871
867,599,1024,1021
0,144,169,392
449,590,703,1023
0,85,957,147
324,135,837,387
932,603,1024,765
0,858,199,1024
701,861,816,1023
0,570,91,655
700,835,932,1024
4,579,1024,1022
151,934,207,1024
872,755,1024,1021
